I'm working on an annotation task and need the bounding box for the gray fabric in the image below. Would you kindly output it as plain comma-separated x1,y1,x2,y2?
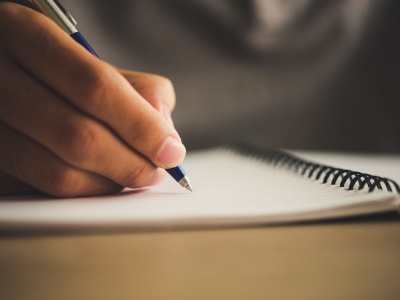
7,0,400,152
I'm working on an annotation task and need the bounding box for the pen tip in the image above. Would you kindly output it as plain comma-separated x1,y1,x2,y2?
185,184,193,192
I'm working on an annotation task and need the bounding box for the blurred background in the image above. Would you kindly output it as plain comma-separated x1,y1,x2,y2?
67,0,400,152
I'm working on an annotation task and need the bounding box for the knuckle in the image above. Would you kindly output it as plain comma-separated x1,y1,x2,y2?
0,2,18,21
6,145,29,179
40,166,79,197
76,65,116,112
159,76,175,93
139,74,176,111
42,164,123,197
0,3,45,40
151,74,175,95
58,120,99,167
158,76,176,109
0,3,19,38
120,161,157,188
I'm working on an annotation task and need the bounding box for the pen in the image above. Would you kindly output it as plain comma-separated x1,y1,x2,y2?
25,0,193,191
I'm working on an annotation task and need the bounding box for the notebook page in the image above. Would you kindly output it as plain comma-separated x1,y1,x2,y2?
0,149,398,230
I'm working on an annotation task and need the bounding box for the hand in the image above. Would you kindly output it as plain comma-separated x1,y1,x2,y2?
0,3,185,197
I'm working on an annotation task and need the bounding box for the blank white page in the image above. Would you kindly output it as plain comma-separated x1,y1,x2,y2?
0,149,399,231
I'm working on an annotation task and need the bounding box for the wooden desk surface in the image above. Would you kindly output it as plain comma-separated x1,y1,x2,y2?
0,215,399,300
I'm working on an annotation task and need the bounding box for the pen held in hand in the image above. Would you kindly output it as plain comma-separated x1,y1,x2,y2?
26,0,193,191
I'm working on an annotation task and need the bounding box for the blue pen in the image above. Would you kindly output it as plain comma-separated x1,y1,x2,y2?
27,0,193,191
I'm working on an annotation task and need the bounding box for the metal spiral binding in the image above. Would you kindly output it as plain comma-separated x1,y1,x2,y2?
230,143,400,194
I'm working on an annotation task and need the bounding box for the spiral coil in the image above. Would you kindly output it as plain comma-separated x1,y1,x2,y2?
231,143,400,194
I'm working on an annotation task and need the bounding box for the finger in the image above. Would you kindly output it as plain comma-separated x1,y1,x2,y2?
148,169,168,186
119,70,176,128
0,122,123,197
0,171,39,196
119,70,176,112
0,51,159,189
0,4,186,168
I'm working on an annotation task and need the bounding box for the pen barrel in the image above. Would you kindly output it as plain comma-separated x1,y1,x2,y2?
70,32,99,58
166,166,186,182
28,0,77,34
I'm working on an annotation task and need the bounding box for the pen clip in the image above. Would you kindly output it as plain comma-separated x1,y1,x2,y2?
23,0,78,34
52,0,77,26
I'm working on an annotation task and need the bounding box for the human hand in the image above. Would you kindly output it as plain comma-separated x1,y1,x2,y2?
0,3,185,197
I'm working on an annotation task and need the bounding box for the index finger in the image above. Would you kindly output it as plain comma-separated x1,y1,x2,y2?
0,4,185,168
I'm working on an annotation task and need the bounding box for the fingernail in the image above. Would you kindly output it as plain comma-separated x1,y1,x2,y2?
156,137,186,168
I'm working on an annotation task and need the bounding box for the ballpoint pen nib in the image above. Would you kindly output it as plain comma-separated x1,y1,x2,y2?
185,184,193,192
178,176,193,192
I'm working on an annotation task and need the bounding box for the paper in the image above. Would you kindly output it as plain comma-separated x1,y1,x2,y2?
0,148,399,231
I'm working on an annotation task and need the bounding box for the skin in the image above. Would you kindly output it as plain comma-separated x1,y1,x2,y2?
0,3,186,197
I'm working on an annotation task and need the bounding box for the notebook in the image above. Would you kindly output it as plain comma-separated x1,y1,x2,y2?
0,144,399,232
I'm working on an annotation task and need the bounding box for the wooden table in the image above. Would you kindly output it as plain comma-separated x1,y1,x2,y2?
0,214,399,300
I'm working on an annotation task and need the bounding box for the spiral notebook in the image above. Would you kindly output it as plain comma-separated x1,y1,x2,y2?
0,144,399,231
